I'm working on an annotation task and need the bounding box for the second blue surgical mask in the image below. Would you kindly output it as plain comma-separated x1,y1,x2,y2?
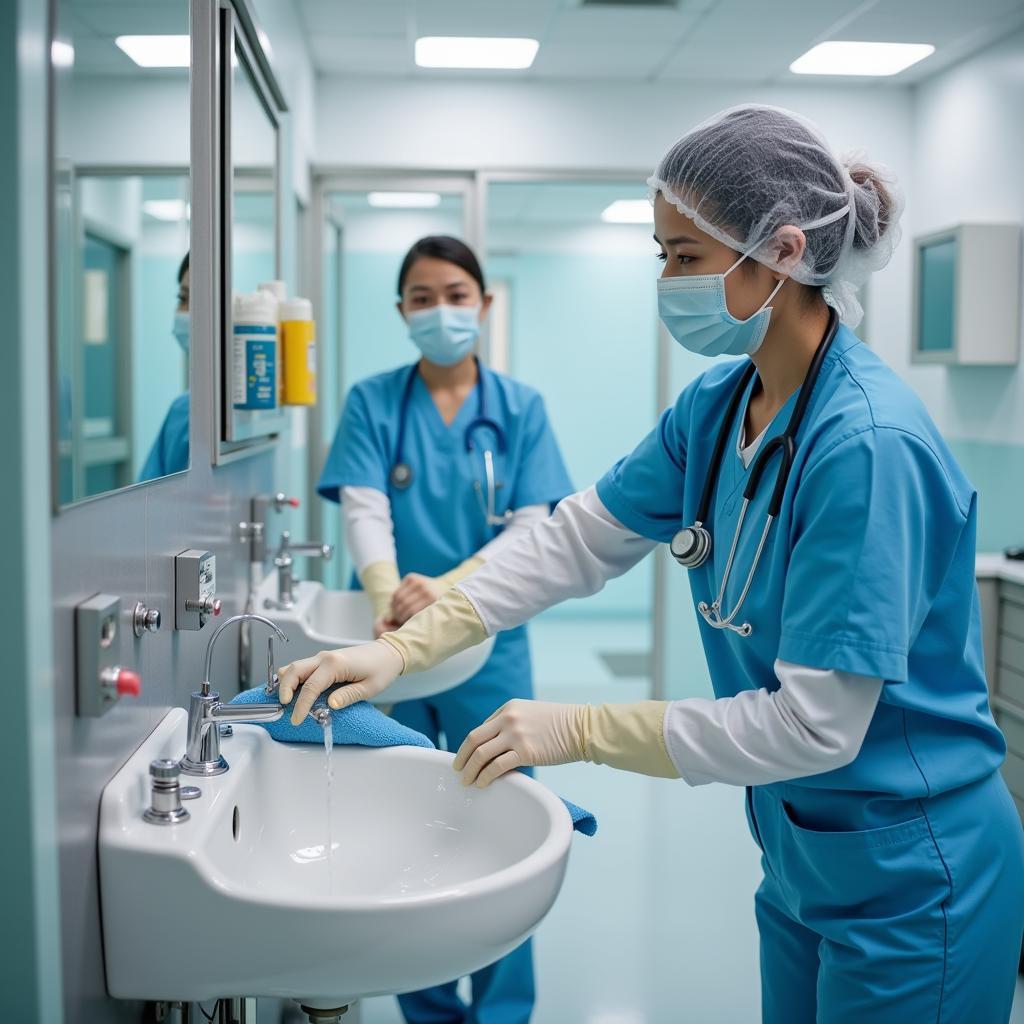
407,304,481,366
173,311,190,354
657,253,784,358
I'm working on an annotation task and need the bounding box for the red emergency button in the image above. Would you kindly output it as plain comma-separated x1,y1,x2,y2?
115,669,142,698
212,599,223,617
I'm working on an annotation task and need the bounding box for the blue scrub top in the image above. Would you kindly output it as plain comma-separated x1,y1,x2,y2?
597,326,1004,803
139,393,189,482
318,363,573,578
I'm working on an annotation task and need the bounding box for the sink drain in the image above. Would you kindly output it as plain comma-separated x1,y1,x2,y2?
299,1005,349,1023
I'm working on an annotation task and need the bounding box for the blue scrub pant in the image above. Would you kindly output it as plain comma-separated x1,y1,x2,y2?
390,628,535,1024
747,770,1024,1023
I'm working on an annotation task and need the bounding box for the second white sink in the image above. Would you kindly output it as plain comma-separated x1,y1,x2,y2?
255,571,495,704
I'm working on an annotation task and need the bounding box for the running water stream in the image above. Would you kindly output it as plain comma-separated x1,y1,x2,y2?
313,707,335,893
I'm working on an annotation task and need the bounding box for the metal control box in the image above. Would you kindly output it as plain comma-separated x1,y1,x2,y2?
175,549,218,630
76,593,122,717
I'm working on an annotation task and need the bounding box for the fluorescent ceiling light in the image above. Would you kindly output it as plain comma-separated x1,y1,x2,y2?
790,41,934,77
51,40,75,68
601,200,653,224
415,36,539,70
367,191,442,209
143,200,190,221
115,35,190,68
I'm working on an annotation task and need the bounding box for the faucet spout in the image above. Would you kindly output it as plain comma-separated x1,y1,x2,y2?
180,612,289,776
211,701,284,725
202,612,288,694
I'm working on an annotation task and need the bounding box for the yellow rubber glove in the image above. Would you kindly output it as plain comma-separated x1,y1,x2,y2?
379,587,488,675
390,556,484,624
360,560,401,622
453,700,680,787
437,555,484,589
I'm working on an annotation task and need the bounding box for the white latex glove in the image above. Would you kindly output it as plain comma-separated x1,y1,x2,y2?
277,640,404,725
390,573,443,625
453,700,587,788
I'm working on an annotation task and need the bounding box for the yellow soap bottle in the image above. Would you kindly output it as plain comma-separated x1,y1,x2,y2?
278,296,317,406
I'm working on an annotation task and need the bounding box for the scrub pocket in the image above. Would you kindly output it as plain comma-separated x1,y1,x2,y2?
777,798,950,942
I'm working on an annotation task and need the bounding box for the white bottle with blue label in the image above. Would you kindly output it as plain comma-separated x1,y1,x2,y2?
232,290,279,410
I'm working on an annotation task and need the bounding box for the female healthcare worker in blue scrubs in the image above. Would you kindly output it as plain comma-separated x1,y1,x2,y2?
316,235,572,1024
139,251,190,481
284,107,1024,1023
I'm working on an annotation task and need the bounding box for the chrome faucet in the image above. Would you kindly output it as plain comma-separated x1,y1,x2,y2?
267,530,333,610
179,613,289,777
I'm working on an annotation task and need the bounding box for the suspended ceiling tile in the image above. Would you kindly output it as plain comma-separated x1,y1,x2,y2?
531,39,679,78
309,34,412,74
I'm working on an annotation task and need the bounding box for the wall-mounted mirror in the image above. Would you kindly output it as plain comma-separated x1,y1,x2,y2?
51,0,191,507
218,6,287,453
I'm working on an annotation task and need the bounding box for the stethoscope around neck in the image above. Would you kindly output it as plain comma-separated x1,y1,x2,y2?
670,307,840,638
389,357,513,529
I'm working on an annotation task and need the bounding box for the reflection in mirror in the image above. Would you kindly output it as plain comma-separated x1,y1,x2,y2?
52,0,190,505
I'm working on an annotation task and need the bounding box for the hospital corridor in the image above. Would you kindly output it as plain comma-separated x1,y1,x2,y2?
5,1,1024,1023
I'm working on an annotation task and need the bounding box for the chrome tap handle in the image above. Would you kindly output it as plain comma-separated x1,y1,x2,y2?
264,635,281,696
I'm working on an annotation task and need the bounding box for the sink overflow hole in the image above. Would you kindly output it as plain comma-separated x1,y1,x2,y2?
232,805,240,842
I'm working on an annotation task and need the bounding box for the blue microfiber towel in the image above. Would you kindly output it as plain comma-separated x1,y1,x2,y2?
230,687,597,836
561,798,598,837
230,686,433,749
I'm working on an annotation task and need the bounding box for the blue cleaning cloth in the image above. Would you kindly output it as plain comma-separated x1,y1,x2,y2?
561,799,598,837
230,687,597,836
230,686,433,748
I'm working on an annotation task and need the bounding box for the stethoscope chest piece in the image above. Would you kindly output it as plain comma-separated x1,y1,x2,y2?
390,462,413,490
671,524,711,568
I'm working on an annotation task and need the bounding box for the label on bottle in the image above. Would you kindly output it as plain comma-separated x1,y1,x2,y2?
232,323,278,410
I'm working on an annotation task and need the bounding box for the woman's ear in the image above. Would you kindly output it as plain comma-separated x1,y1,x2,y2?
479,293,494,320
767,225,806,276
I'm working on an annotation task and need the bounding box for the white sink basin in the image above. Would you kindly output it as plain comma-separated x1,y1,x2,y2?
255,572,495,704
100,709,571,1007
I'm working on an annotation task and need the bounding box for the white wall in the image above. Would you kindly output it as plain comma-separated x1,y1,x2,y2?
890,27,1024,445
315,76,914,175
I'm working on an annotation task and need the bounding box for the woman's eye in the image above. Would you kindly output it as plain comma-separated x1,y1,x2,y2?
677,254,695,266
655,251,667,263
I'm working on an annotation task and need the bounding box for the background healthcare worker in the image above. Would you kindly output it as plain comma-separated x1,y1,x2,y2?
316,234,572,1024
139,251,190,481
284,107,1024,1023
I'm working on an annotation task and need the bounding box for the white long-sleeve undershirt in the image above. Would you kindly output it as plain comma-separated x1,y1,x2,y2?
339,485,549,575
457,486,884,787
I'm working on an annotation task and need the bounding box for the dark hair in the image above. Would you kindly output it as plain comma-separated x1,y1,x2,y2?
177,251,190,285
396,236,486,298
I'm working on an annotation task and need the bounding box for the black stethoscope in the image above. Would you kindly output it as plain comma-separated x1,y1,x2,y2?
670,307,840,637
389,357,513,529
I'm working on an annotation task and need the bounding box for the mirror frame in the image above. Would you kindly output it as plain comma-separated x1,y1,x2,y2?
214,0,289,460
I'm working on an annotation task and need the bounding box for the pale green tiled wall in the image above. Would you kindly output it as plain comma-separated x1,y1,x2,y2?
948,439,1024,553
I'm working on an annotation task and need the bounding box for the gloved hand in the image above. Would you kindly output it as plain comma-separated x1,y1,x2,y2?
389,573,444,624
453,700,588,788
373,615,399,639
278,640,405,725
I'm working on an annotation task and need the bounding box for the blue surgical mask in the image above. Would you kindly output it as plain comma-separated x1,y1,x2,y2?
657,253,784,358
407,304,481,367
172,311,190,355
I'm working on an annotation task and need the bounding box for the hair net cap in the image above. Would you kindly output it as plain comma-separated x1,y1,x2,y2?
648,104,904,328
